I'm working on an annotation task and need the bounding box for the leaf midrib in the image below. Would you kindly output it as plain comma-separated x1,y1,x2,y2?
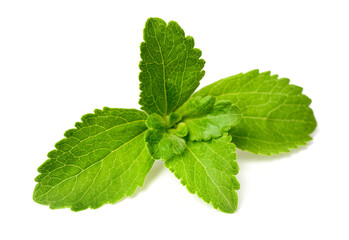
183,112,240,122
186,145,233,210
66,119,146,150
35,131,147,198
243,115,314,123
150,19,167,116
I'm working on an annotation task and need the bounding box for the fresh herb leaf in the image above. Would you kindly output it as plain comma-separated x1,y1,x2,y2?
145,114,186,160
165,134,240,213
168,122,188,137
139,17,205,116
176,96,242,141
177,95,216,118
145,129,186,160
194,70,317,154
33,108,154,211
167,112,182,127
145,112,167,130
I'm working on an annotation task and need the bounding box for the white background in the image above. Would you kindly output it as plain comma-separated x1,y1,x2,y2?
1,0,348,239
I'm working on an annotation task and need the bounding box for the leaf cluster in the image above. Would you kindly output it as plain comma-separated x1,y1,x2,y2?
33,18,316,213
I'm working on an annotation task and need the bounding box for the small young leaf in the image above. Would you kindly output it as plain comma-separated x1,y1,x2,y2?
167,112,182,127
139,17,205,116
145,113,186,160
176,96,242,141
168,122,188,137
33,108,154,211
194,70,317,154
165,135,239,213
145,129,186,160
145,112,167,130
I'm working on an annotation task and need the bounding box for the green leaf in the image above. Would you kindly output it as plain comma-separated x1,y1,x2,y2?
145,113,186,160
145,112,167,130
176,96,242,141
194,70,317,154
168,122,188,137
33,108,154,211
167,112,182,127
139,17,205,116
176,95,216,118
145,129,186,160
165,135,240,213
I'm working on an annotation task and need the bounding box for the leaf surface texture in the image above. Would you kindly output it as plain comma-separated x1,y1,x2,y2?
165,135,239,213
139,17,205,116
33,108,154,211
176,96,242,141
194,70,317,154
145,114,186,160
